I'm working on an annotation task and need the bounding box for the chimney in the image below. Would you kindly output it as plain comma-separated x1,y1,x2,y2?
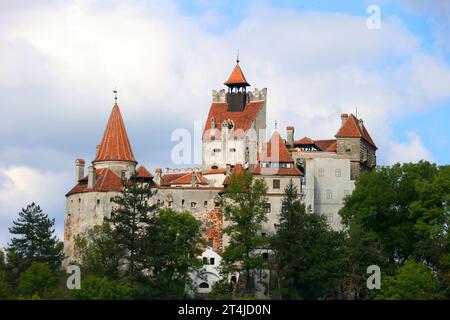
191,172,196,186
87,166,96,189
75,159,85,183
359,118,364,130
155,168,162,185
341,113,348,126
286,126,294,148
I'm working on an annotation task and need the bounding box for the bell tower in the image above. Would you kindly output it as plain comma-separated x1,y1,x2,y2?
224,53,250,112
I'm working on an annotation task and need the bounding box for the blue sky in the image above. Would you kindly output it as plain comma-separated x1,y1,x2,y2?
0,0,449,248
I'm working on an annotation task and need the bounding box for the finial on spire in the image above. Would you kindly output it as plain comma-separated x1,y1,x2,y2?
236,49,240,64
275,120,278,130
355,106,358,118
113,87,118,103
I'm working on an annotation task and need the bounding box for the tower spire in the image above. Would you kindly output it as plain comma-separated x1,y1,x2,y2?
113,88,118,104
93,103,136,163
236,49,239,64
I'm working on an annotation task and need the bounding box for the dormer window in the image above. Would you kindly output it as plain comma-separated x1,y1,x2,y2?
211,117,216,129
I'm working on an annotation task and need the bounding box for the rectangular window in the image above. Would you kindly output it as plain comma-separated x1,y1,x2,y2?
204,201,208,207
264,203,271,213
191,202,197,208
203,257,208,265
229,148,236,152
326,190,332,199
335,168,341,177
318,168,324,177
273,179,280,189
210,258,215,265
262,252,269,260
212,148,221,153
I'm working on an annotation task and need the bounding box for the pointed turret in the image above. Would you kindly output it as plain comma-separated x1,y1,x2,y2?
224,55,250,112
224,64,250,87
93,103,137,164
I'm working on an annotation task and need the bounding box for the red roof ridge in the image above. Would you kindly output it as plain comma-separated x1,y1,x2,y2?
295,136,315,145
93,103,137,163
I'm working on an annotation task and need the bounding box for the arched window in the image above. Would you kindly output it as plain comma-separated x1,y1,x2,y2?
199,282,209,289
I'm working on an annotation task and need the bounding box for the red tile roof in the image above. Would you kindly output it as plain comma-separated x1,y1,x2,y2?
136,165,153,178
314,139,337,152
168,173,209,186
252,164,303,176
203,101,264,139
160,173,188,186
203,168,227,175
295,136,315,145
66,168,123,196
224,63,250,86
259,131,294,163
93,103,137,163
335,114,377,149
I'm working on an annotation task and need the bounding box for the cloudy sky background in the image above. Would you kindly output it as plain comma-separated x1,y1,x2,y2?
1,0,450,248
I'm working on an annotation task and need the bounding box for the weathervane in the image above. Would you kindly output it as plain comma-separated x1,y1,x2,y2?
236,49,240,64
113,87,118,103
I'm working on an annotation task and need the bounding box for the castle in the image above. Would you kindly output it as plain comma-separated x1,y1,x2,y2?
64,58,377,292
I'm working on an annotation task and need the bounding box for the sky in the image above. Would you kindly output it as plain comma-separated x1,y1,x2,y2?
0,0,450,248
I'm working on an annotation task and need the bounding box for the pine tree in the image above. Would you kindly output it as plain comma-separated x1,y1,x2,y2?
107,174,157,284
272,179,345,299
220,171,269,296
7,203,63,274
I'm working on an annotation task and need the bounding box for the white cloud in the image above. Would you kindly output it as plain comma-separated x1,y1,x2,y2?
1,1,449,165
385,132,435,165
0,166,69,248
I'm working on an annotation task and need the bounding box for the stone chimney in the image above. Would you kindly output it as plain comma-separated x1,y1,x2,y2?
286,126,294,148
87,166,96,189
359,118,364,130
75,159,85,183
341,113,348,126
191,172,196,186
155,168,162,185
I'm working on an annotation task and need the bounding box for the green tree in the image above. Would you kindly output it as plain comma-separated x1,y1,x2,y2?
19,262,57,298
220,171,269,296
107,175,157,284
75,222,122,280
336,225,385,300
140,209,204,299
340,162,450,298
376,260,441,300
0,250,13,299
7,203,63,274
72,276,132,300
207,280,234,300
272,179,345,299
